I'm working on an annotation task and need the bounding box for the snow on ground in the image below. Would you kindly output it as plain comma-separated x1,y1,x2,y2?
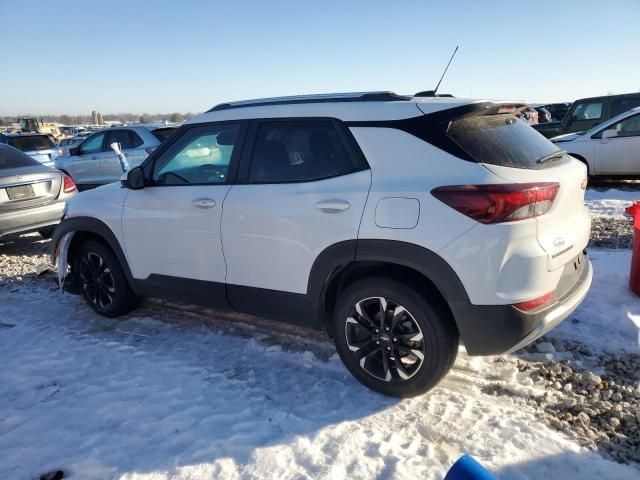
1,246,639,479
585,187,640,219
549,249,640,354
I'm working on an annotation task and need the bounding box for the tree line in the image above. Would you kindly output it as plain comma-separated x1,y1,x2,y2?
0,112,196,126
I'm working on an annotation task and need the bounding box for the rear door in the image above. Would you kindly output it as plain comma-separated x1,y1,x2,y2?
221,119,371,316
594,113,640,175
104,129,147,182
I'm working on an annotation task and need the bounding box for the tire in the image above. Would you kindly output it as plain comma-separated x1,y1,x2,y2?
332,277,458,398
74,240,140,318
38,227,55,238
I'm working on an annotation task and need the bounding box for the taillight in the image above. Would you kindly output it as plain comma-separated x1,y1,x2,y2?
513,292,555,312
431,182,560,224
63,175,77,193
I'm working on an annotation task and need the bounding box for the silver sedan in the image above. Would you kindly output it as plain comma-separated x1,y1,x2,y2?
0,144,77,240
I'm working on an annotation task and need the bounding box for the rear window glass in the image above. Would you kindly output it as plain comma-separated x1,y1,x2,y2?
152,128,176,142
7,135,55,152
445,112,561,169
0,145,40,169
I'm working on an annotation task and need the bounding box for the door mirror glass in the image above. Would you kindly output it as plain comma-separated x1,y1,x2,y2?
124,166,146,190
602,129,618,140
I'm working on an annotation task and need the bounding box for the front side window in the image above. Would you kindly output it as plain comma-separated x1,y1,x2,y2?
248,121,360,182
79,132,106,154
571,102,603,121
152,124,240,185
611,114,640,137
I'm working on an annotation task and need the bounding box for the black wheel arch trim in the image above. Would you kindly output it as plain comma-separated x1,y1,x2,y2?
51,216,138,294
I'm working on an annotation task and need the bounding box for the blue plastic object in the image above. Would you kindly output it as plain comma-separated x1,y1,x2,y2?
444,454,497,480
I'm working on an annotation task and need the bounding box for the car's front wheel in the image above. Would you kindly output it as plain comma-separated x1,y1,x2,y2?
332,278,458,397
74,240,140,317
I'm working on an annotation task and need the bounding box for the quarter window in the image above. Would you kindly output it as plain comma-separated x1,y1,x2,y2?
611,97,640,117
248,121,361,182
571,102,603,121
152,124,240,185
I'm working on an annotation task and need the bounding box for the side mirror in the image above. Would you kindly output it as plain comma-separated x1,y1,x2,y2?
602,129,618,140
123,166,146,190
69,146,79,156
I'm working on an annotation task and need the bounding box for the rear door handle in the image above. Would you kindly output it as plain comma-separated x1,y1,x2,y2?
315,199,350,213
192,198,216,209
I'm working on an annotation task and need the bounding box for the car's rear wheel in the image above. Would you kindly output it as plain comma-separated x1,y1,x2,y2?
332,277,458,397
74,240,140,317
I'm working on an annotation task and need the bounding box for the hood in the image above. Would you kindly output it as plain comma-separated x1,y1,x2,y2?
550,132,581,143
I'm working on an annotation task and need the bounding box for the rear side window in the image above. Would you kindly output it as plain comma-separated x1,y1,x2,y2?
611,97,640,117
7,135,55,152
107,130,143,150
571,102,603,121
248,121,362,182
0,145,40,168
445,111,561,169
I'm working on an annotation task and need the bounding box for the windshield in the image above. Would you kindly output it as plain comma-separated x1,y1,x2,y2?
444,110,561,169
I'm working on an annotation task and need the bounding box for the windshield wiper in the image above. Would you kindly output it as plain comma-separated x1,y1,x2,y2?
536,150,566,164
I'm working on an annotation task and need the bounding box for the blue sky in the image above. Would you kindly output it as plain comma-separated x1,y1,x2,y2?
1,0,639,115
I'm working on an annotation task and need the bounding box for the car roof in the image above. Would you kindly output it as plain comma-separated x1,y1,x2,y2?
188,91,520,124
574,92,640,103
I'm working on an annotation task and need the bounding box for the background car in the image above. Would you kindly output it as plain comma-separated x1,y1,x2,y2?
535,107,552,123
55,125,175,189
542,102,571,122
535,92,640,138
551,106,640,177
0,133,63,167
0,144,77,239
59,137,84,155
518,105,539,124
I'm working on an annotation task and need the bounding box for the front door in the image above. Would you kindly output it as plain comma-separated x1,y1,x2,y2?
68,131,111,185
121,122,244,284
594,113,640,175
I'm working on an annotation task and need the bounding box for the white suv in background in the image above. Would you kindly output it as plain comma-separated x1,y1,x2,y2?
53,92,592,397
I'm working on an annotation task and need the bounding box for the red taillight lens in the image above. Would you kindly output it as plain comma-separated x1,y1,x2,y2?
63,175,76,193
431,182,559,224
513,292,555,312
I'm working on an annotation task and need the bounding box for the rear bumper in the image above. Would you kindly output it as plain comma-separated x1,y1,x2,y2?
451,253,593,355
0,201,66,238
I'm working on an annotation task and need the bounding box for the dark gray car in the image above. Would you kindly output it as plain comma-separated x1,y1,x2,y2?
0,144,77,239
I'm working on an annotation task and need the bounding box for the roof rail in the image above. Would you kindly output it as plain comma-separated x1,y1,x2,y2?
207,91,412,112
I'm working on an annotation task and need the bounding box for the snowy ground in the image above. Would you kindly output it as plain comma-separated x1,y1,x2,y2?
1,188,640,479
585,184,640,219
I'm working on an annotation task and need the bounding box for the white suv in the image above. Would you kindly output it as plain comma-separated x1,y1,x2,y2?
52,92,593,397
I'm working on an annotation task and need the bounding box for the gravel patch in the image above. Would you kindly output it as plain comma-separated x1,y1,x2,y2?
589,217,633,249
0,234,53,289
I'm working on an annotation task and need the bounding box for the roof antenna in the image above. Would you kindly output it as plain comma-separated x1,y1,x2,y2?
415,46,459,97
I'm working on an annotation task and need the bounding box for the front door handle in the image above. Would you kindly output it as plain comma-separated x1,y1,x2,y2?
192,198,216,209
315,199,350,213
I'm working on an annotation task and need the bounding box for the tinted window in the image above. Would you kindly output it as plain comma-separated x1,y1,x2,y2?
611,114,640,137
571,102,603,121
0,145,40,169
249,121,360,182
79,132,107,154
152,124,240,185
108,130,143,150
445,111,561,169
7,135,54,152
151,127,176,142
611,97,640,117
